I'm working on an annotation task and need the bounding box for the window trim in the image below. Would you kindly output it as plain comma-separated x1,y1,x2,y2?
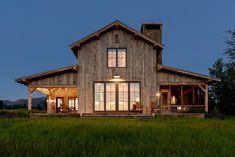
107,48,127,68
93,81,141,112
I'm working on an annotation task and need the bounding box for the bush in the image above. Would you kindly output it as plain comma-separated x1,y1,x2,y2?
16,110,29,118
29,109,46,113
0,110,8,115
188,107,205,113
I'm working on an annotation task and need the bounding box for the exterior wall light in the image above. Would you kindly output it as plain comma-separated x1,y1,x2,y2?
111,74,124,81
113,75,120,79
156,92,160,97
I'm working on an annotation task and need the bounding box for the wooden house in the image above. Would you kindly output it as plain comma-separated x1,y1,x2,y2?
16,20,219,115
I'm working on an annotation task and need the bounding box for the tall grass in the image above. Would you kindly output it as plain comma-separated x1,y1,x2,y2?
0,117,234,157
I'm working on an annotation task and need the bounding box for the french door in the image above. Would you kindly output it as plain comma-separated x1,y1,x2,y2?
94,82,140,112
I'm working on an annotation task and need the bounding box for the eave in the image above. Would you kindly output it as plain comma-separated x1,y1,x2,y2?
156,64,221,84
16,65,78,85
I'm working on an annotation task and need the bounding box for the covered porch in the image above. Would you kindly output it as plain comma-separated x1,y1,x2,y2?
154,65,220,113
16,65,79,113
28,86,78,113
156,84,208,113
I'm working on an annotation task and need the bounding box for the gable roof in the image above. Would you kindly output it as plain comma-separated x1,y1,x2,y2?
69,20,164,57
16,65,78,85
157,65,220,83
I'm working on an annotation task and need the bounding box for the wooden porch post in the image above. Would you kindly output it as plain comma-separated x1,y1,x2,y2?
181,86,183,106
156,85,160,107
27,86,34,111
192,86,195,105
205,84,208,112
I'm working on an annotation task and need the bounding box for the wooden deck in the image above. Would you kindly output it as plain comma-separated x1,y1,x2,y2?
30,112,205,118
30,113,80,118
154,112,205,118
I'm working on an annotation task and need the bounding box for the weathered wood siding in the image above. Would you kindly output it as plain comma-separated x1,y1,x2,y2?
29,71,77,86
77,29,158,113
157,72,206,84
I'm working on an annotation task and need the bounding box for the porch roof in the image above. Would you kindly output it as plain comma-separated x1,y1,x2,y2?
16,65,78,85
157,64,220,83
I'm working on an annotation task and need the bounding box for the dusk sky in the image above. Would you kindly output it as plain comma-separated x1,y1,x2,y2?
0,0,234,101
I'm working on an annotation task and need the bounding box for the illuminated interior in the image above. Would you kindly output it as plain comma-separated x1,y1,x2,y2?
94,82,140,112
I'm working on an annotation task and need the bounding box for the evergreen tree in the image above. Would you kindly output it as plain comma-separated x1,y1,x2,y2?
209,28,235,115
0,100,3,109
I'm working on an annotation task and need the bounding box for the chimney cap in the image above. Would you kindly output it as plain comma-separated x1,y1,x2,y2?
141,23,163,32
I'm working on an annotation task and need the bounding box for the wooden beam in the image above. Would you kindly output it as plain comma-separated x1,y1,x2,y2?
94,33,99,39
205,84,208,112
30,85,77,88
183,87,193,94
134,33,138,39
181,86,184,106
115,23,119,29
198,84,206,93
27,86,35,111
158,82,206,86
192,86,195,105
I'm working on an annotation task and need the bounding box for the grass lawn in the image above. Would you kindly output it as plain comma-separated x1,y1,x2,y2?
0,117,234,157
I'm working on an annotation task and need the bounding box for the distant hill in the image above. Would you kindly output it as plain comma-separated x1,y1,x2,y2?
2,97,47,109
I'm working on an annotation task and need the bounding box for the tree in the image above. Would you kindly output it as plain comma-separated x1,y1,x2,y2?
208,58,226,112
209,28,235,115
225,29,235,62
0,100,4,109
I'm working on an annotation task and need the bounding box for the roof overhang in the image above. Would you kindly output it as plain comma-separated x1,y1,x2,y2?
156,64,221,84
69,20,164,57
16,65,78,85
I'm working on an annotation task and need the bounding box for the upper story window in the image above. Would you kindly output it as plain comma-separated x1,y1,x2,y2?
108,48,126,68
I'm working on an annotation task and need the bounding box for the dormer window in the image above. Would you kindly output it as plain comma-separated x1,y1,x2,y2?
107,48,126,67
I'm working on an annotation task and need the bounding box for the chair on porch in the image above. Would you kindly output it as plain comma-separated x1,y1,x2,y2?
151,101,161,113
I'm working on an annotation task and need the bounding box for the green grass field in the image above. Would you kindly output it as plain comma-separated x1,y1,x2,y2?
0,117,234,157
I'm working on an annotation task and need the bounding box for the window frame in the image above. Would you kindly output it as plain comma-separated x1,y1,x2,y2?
107,48,127,68
93,81,141,112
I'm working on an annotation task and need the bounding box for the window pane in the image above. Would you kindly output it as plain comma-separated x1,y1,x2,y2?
130,83,140,111
108,49,116,67
106,83,116,111
118,49,126,67
118,83,128,111
94,83,105,111
68,98,77,110
75,98,78,111
56,98,63,108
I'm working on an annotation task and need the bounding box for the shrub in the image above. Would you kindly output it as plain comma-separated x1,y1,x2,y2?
16,110,29,118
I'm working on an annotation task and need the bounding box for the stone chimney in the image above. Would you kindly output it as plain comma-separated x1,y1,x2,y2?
141,23,162,44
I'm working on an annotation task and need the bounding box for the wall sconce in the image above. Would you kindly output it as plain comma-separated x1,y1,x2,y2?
156,92,160,97
113,75,120,79
46,99,55,103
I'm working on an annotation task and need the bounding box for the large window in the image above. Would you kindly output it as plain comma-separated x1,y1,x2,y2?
94,83,105,111
94,82,140,112
108,48,126,67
